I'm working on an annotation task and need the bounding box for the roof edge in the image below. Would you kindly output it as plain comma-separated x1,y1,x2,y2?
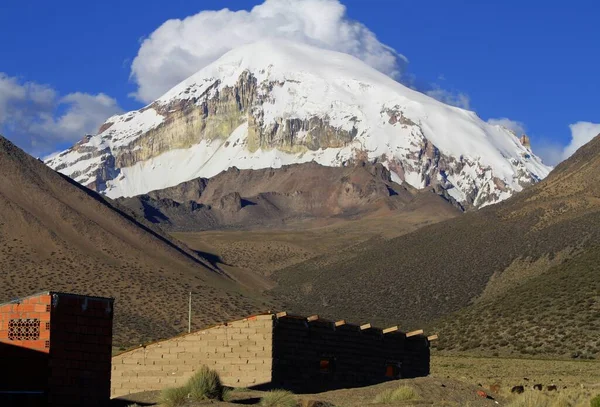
0,291,114,307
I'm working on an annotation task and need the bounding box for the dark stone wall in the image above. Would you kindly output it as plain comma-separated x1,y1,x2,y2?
48,293,114,407
402,336,430,378
271,317,429,393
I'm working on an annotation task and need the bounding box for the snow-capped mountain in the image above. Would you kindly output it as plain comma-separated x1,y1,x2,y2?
46,40,551,208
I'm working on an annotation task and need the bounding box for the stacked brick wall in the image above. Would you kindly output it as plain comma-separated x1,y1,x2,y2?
402,336,430,378
272,318,407,392
111,315,274,398
0,294,51,396
48,293,114,407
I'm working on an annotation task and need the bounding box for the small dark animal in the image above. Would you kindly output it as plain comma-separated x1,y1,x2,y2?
533,384,543,391
511,386,525,394
523,377,529,381
547,385,558,392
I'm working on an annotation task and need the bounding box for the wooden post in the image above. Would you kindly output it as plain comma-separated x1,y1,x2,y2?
427,334,439,341
334,320,346,327
307,315,320,322
188,292,192,334
360,323,372,330
275,311,288,318
383,326,399,334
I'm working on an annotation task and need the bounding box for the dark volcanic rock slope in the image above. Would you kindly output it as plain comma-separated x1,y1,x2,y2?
118,161,459,231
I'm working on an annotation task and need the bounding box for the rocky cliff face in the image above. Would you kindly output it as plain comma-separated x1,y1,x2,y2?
46,40,551,209
117,161,459,232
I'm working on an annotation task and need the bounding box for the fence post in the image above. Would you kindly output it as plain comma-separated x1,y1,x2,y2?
188,291,192,333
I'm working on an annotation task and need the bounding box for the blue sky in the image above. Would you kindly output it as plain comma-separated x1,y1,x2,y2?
0,0,598,163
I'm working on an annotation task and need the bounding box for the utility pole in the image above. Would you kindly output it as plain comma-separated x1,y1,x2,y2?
188,291,192,333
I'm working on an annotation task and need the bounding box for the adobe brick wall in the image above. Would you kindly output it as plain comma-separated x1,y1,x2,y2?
48,293,114,407
111,315,274,398
272,317,410,392
402,336,430,378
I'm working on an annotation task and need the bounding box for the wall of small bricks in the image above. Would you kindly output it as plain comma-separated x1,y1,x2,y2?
0,294,51,398
0,293,113,407
111,315,274,398
48,293,114,407
402,335,430,378
272,318,412,392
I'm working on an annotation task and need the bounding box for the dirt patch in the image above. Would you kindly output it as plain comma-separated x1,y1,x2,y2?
111,356,600,406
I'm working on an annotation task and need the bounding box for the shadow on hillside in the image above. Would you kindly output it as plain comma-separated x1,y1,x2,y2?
194,249,232,273
57,172,220,272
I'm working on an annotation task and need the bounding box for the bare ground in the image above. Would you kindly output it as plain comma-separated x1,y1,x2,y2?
111,355,600,406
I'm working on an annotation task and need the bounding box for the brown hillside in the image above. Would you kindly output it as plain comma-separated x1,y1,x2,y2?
118,161,459,232
271,135,600,358
0,136,274,345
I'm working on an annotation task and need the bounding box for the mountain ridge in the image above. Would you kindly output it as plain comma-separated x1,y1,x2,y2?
269,134,600,359
46,39,550,209
116,161,460,231
0,135,273,344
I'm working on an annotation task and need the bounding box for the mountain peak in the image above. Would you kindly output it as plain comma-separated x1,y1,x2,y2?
46,40,551,208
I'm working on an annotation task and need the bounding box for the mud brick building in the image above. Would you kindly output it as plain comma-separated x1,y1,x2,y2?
112,312,435,397
0,291,114,407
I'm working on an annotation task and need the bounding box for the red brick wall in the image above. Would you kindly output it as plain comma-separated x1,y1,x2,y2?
0,294,51,407
0,295,51,394
0,294,52,352
0,292,113,407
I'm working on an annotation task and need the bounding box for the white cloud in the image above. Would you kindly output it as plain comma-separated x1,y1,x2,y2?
425,88,471,110
0,73,122,156
130,0,407,102
487,118,526,136
0,73,56,123
563,122,600,159
533,121,600,166
35,92,121,139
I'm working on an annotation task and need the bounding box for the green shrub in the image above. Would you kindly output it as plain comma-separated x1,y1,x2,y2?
158,386,188,407
222,387,233,402
187,365,224,401
591,394,600,407
373,386,418,403
260,390,298,407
